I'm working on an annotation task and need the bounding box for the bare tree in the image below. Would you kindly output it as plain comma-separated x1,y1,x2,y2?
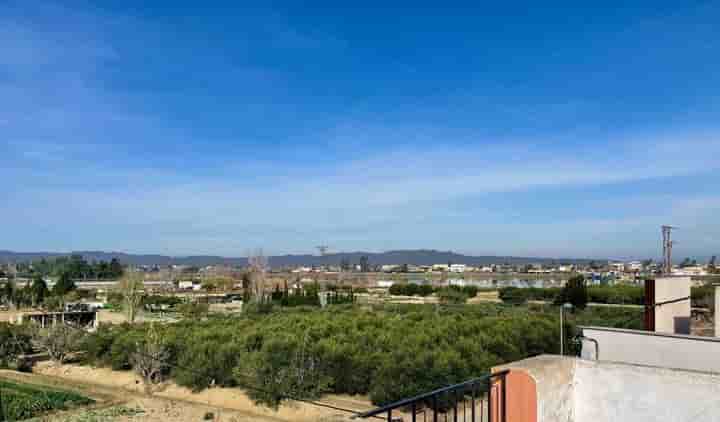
33,323,84,365
119,272,145,323
132,323,169,395
247,249,269,302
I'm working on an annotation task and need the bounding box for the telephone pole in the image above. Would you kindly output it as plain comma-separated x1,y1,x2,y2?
662,225,676,275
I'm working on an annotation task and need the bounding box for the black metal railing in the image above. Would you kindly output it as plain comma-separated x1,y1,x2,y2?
355,370,509,422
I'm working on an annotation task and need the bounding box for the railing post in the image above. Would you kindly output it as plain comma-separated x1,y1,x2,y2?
487,376,492,422
471,385,476,422
501,373,507,422
387,409,392,422
433,394,439,422
454,389,458,422
412,402,417,422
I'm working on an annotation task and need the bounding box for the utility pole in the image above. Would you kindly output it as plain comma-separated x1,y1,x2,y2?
1,381,4,422
662,226,676,275
559,303,573,355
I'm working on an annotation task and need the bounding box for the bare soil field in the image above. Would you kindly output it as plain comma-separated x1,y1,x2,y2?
30,362,368,422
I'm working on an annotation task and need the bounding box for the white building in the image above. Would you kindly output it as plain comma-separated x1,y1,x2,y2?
673,266,708,276
610,262,625,272
627,261,643,271
377,280,394,288
178,280,201,291
449,264,466,273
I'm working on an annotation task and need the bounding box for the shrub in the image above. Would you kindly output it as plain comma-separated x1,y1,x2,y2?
587,285,643,305
554,275,588,309
33,324,85,365
436,288,468,305
498,287,561,304
0,323,32,368
388,283,437,297
177,302,209,319
75,304,642,408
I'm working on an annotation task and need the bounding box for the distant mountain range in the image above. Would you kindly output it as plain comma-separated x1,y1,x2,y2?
0,249,597,267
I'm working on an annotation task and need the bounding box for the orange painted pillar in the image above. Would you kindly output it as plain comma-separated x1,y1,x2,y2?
490,370,537,422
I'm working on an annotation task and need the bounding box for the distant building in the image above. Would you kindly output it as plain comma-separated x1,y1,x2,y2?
381,264,400,272
178,280,201,291
627,261,643,271
377,280,394,288
448,278,467,286
449,264,466,273
609,262,625,272
673,266,708,276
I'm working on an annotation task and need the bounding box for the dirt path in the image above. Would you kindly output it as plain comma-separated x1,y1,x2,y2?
1,369,288,422
28,363,365,421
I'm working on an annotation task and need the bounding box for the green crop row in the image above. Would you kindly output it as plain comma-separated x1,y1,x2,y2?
0,379,93,421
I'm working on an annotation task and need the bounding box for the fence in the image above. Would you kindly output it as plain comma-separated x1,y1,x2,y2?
355,370,509,422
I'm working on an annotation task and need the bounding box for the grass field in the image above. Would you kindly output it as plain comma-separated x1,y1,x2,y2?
0,379,94,421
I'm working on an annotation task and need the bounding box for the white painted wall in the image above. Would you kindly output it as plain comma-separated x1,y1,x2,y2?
574,359,720,422
653,276,691,334
715,286,720,337
498,355,720,422
581,326,720,373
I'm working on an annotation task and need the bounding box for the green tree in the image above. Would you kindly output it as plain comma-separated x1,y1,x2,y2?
359,256,370,272
68,254,90,279
1,279,14,305
340,258,351,272
437,288,468,305
30,275,49,307
709,256,717,274
555,275,588,309
33,323,85,365
109,258,124,278
52,271,76,296
119,273,145,323
0,323,33,368
132,323,169,395
178,302,209,319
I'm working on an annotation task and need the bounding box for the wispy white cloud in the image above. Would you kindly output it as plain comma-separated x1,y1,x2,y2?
2,2,720,257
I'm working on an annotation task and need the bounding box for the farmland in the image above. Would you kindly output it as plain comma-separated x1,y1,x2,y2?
0,378,94,421
79,303,643,408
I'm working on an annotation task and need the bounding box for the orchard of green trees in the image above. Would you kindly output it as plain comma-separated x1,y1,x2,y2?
76,303,642,408
498,282,714,309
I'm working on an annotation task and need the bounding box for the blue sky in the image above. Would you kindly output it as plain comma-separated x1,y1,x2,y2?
2,1,720,259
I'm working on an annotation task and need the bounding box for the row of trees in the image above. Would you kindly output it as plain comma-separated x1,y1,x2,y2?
78,304,562,406
388,283,480,303
0,274,78,310
498,281,717,309
12,255,123,279
74,303,643,408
